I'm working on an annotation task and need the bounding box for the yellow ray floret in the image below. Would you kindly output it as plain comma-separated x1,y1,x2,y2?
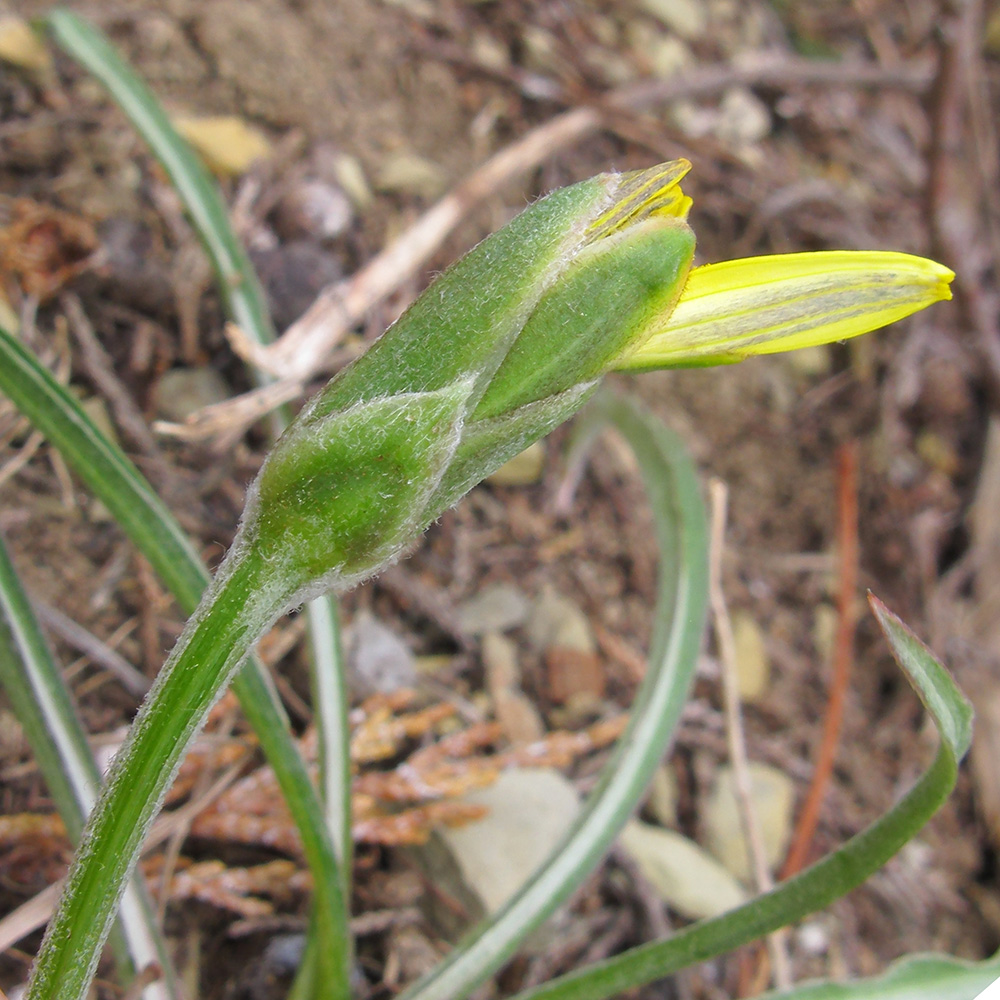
616,250,955,370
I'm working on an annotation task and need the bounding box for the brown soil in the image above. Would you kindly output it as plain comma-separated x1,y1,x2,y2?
1,1,998,998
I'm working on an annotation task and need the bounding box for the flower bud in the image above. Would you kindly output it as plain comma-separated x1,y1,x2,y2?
240,162,696,604
238,158,953,608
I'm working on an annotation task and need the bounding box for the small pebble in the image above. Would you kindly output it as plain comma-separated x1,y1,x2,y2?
716,87,771,146
375,152,447,200
273,179,353,242
457,584,530,636
620,819,747,920
526,586,596,654
732,610,770,703
153,367,232,423
347,611,417,695
703,762,795,883
486,441,545,486
172,114,272,176
638,0,708,39
0,17,52,74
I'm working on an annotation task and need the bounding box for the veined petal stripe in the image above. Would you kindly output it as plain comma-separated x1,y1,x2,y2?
621,250,954,367
585,159,692,241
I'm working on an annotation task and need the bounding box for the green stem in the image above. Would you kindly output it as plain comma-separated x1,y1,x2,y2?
0,320,349,998
25,548,349,1000
41,20,354,993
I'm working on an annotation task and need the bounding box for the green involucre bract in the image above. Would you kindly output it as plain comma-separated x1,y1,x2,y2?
244,161,696,609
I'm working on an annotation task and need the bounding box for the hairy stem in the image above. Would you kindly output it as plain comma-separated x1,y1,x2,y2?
25,549,350,1000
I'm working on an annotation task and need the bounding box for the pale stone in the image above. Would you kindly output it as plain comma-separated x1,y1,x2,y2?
716,88,771,147
620,820,747,919
647,34,693,77
526,586,595,654
331,153,373,210
813,603,838,663
172,115,272,176
440,768,580,911
276,179,353,240
703,762,796,883
471,30,510,72
521,26,560,74
0,18,52,74
347,612,417,695
493,687,546,744
0,291,19,337
375,152,447,199
638,0,708,39
645,764,679,828
669,99,718,139
732,610,770,702
154,367,231,423
458,585,530,636
482,630,520,690
486,441,546,486
483,632,545,743
786,344,832,378
413,768,581,938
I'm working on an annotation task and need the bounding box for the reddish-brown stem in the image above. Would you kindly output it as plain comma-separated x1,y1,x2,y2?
780,442,860,880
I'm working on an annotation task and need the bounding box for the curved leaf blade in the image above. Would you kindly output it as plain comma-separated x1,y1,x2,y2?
508,598,972,1000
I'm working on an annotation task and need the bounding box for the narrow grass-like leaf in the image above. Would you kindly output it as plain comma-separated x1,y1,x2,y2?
759,950,1000,1000
45,9,274,346
0,321,349,999
305,596,352,887
868,595,972,756
0,533,178,1000
506,596,972,1000
399,390,709,1000
0,534,100,843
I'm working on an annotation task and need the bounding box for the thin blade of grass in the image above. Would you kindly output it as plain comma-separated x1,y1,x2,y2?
505,597,973,1000
399,390,709,1000
0,533,178,1000
44,9,273,348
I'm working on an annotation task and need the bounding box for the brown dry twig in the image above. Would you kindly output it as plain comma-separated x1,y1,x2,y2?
927,0,1000,400
61,293,162,458
30,598,150,699
747,444,859,992
708,479,792,992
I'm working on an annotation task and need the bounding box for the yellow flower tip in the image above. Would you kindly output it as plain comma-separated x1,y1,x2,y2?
618,249,955,371
587,159,693,244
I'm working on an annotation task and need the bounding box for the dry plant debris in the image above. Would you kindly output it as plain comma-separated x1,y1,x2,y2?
0,690,627,919
1,0,997,995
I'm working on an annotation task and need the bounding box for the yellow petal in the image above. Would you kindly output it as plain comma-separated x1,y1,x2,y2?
617,250,954,370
